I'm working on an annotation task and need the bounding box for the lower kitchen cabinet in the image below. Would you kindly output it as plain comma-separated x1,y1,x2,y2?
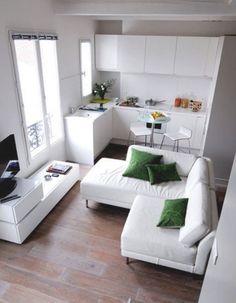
112,107,206,151
165,112,206,150
112,107,142,141
94,109,113,157
64,109,113,165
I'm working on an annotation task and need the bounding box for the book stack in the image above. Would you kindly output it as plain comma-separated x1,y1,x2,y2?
47,163,72,175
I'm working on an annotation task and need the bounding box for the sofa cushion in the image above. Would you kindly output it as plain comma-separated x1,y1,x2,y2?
81,158,187,208
185,158,209,195
146,162,181,185
157,198,188,228
126,145,197,177
121,195,197,265
122,148,162,181
179,183,211,247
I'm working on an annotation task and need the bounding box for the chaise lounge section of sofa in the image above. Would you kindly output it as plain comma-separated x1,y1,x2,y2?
81,145,218,274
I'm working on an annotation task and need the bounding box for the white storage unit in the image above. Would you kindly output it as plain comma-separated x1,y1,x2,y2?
0,178,43,243
145,36,177,75
95,34,119,71
118,35,146,73
0,161,80,244
64,109,113,165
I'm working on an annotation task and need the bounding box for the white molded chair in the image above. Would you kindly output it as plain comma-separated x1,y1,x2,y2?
127,122,152,146
160,126,192,153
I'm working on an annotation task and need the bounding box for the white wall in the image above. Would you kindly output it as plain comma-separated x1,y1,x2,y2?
55,16,98,115
203,36,236,182
0,0,97,178
199,153,236,303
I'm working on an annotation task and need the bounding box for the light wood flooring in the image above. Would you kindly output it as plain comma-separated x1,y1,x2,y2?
0,144,206,303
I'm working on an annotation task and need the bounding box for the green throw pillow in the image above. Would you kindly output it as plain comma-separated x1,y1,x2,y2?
146,162,181,185
157,198,188,228
122,149,163,181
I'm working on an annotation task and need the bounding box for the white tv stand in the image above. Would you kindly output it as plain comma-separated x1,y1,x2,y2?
0,161,80,244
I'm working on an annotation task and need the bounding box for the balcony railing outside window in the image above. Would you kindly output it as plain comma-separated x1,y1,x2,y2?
27,120,45,152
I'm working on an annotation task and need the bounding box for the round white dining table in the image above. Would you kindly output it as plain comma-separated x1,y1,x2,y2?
137,112,171,147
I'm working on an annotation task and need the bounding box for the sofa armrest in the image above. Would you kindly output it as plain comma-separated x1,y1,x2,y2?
194,231,216,275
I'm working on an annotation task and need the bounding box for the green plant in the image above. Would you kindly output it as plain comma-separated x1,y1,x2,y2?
92,79,115,100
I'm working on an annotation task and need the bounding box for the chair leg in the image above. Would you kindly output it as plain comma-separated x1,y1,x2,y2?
145,135,147,146
160,135,165,149
86,199,89,208
126,257,130,264
173,140,176,151
177,140,179,152
188,139,191,153
127,130,131,146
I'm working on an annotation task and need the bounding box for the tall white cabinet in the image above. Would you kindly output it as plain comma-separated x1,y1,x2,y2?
199,154,236,303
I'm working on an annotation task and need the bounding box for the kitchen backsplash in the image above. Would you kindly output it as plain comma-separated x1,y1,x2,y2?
120,73,211,110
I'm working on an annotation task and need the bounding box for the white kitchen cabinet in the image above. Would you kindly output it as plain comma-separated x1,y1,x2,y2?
64,109,112,165
112,107,142,141
118,35,146,73
94,109,113,157
174,37,217,77
95,35,118,71
145,36,177,75
205,37,219,77
166,112,206,150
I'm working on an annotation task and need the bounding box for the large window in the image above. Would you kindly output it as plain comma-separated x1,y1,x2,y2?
11,33,62,159
80,40,92,97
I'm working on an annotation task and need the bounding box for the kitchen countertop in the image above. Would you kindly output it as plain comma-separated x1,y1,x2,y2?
114,103,206,116
65,99,206,119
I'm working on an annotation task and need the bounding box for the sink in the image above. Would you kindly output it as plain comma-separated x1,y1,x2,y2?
75,111,90,117
73,110,102,118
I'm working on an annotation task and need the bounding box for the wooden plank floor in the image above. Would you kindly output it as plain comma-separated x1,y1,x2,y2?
0,144,204,303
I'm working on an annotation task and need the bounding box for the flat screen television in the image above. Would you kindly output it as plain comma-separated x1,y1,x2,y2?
0,134,20,198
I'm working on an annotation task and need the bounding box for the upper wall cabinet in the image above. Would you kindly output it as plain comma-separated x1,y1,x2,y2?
118,35,146,73
95,35,118,71
145,36,177,75
174,37,218,77
95,34,219,77
205,37,219,77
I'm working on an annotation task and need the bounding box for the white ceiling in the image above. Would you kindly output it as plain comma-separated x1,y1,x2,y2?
53,0,236,20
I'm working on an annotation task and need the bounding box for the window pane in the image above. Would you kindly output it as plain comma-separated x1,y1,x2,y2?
40,40,62,142
80,41,92,97
14,40,46,154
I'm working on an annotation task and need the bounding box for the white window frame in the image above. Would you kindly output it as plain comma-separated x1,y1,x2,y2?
79,39,92,99
9,31,63,163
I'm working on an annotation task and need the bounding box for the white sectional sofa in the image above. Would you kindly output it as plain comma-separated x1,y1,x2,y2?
81,145,218,274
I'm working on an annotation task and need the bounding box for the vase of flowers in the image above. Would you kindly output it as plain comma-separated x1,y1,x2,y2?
92,79,115,100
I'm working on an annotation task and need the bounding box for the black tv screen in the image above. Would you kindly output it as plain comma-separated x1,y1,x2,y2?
0,134,20,179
